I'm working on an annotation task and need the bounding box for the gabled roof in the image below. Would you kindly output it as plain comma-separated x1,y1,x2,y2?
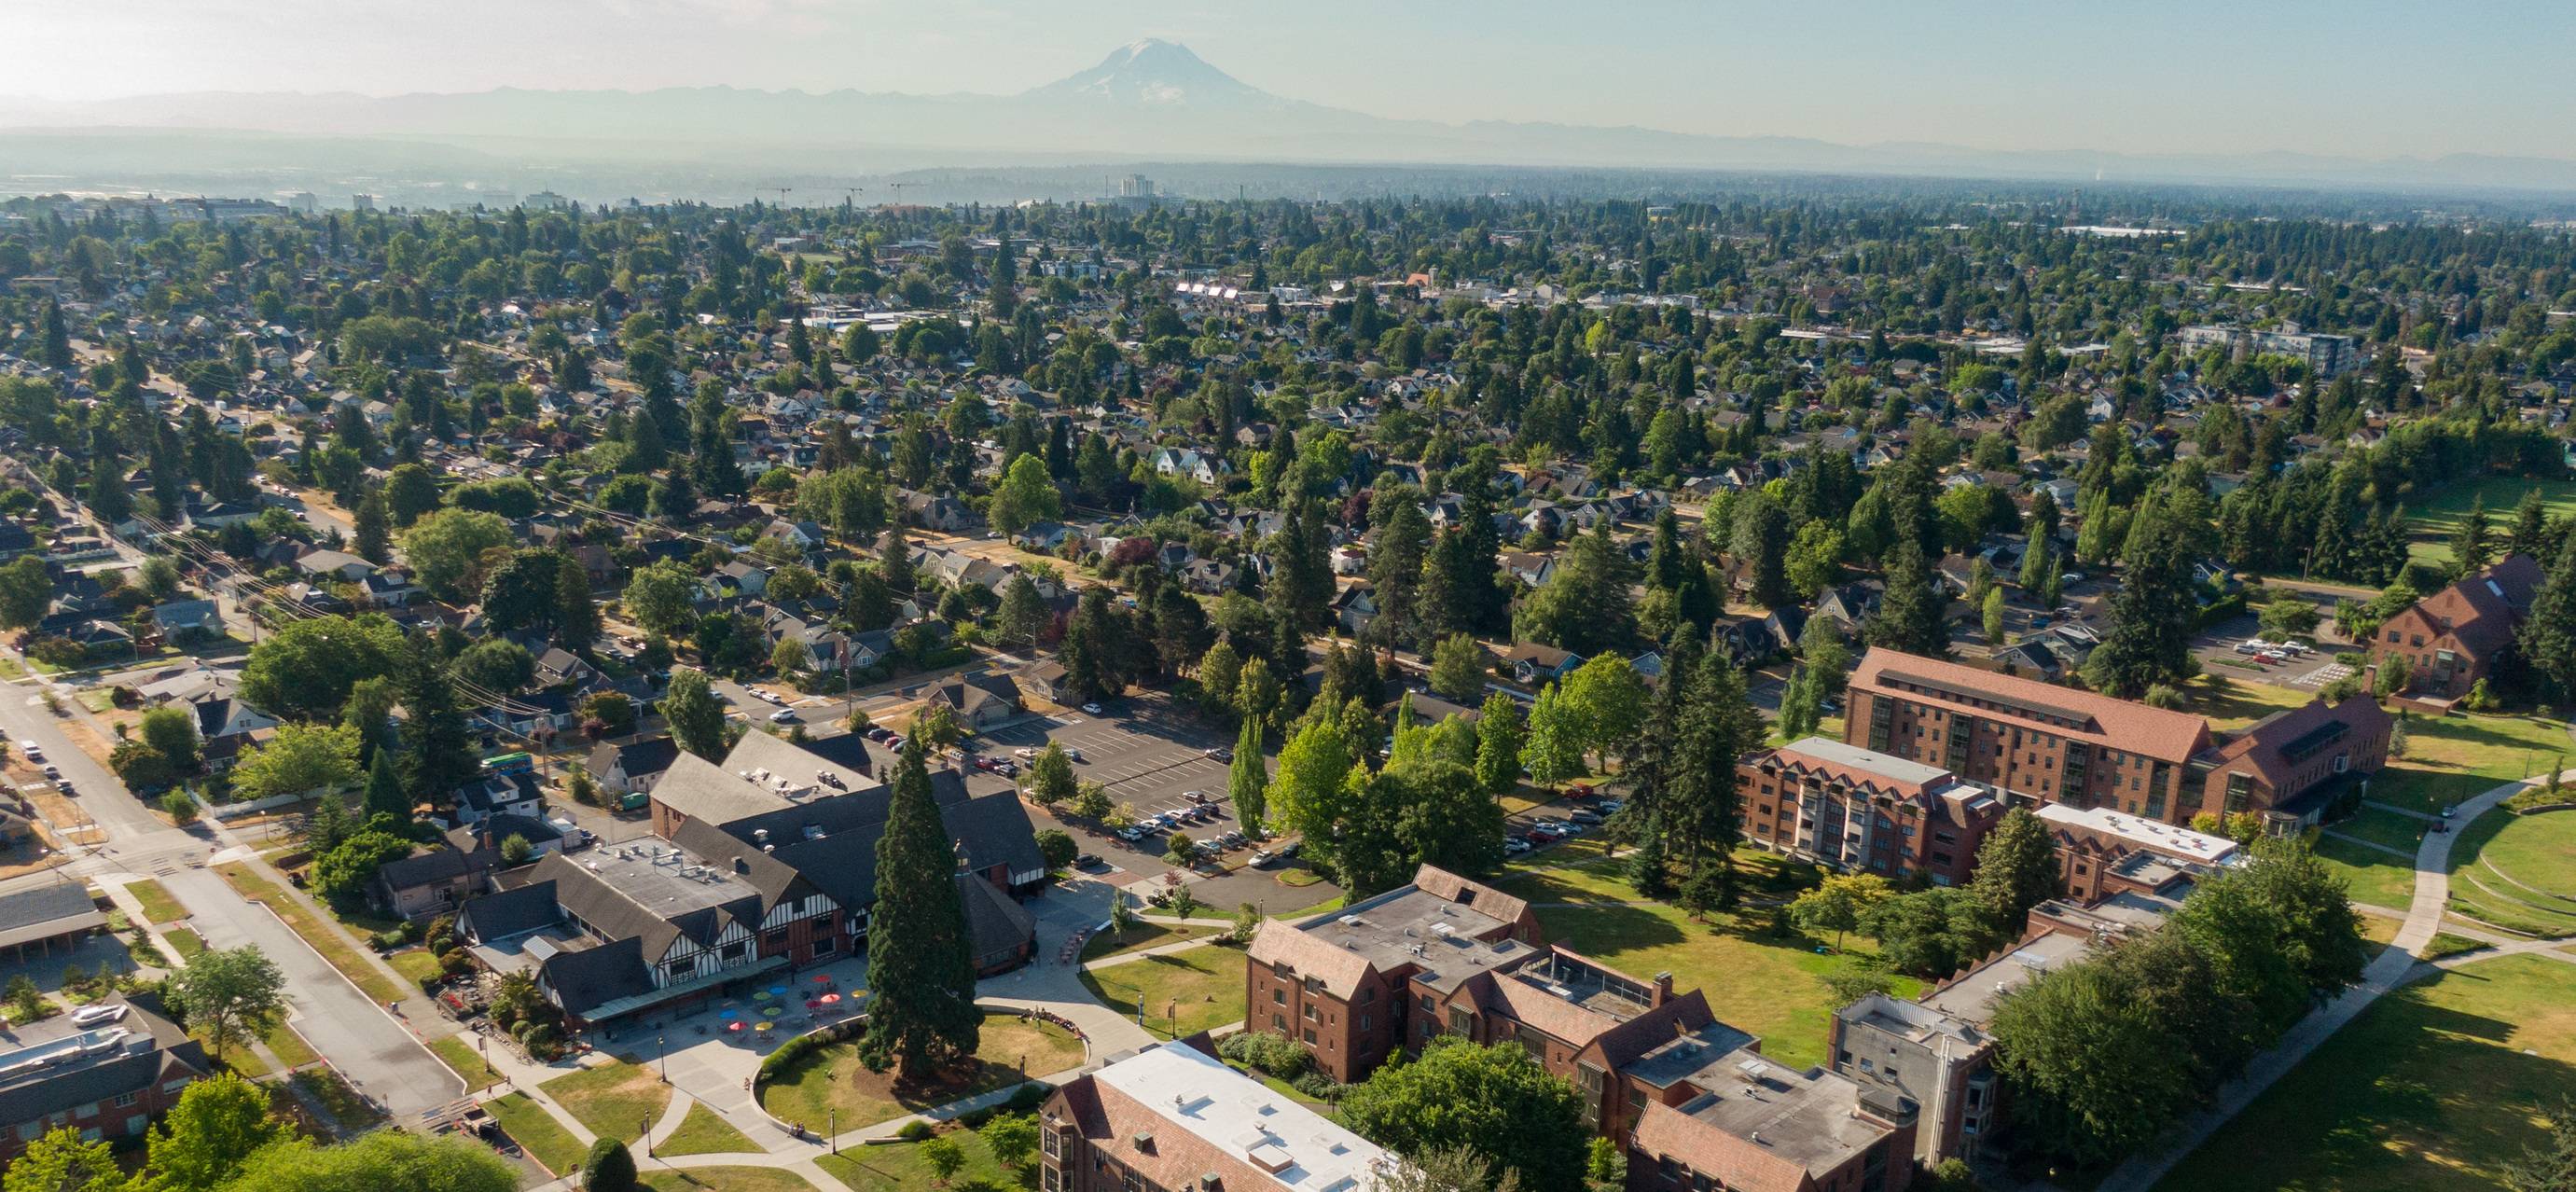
1851,647,2210,764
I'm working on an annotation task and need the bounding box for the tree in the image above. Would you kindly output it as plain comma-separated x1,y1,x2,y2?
2503,1098,2576,1192
2084,495,2198,698
858,738,981,1078
1863,888,1985,978
397,507,513,602
920,1135,967,1186
1072,780,1113,823
1428,633,1489,702
240,613,409,720
140,705,200,776
453,637,535,692
1034,829,1078,870
1475,693,1526,797
581,1139,638,1192
145,1070,289,1192
0,556,50,631
1338,1038,1587,1192
997,574,1047,647
1558,656,1648,769
1270,714,1358,855
165,945,287,1061
988,453,1061,536
1786,519,1847,601
1229,718,1268,829
2448,493,2494,575
983,1112,1041,1177
353,488,393,564
661,667,727,759
1864,540,1949,657
232,722,361,801
397,631,477,806
219,1130,516,1192
3,1128,122,1192
1029,742,1078,807
1789,873,1894,952
1513,522,1636,655
1982,585,2008,644
363,746,409,822
1987,939,2203,1167
2521,534,2576,702
620,560,699,637
311,829,416,911
1967,807,2059,940
1518,684,1585,793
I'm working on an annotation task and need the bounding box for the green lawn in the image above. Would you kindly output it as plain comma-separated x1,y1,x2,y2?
1080,919,1214,963
642,1168,816,1192
2331,806,2435,852
164,927,205,962
2157,954,2576,1192
758,1013,1079,1133
652,1102,757,1157
1080,947,1248,1042
817,1129,1030,1192
1496,840,1916,1071
484,1092,587,1175
540,1060,672,1143
428,1033,495,1088
2401,477,2576,566
2444,808,2576,936
262,1023,320,1070
125,879,187,924
2366,711,2569,814
2186,673,2318,731
385,949,444,987
2313,834,2419,912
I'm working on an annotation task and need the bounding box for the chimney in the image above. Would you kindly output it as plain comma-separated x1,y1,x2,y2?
1653,971,1674,1005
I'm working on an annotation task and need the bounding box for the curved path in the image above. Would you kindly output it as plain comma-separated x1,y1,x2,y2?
2098,768,2572,1192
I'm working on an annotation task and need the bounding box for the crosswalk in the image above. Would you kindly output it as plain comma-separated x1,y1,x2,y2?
2292,662,2356,688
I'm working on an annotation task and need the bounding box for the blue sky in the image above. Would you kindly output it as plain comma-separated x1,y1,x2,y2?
10,0,2570,159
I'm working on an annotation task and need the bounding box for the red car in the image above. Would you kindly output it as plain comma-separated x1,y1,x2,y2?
1522,827,1555,845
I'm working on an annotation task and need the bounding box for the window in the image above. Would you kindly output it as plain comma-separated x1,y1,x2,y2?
113,1093,136,1109
810,936,836,956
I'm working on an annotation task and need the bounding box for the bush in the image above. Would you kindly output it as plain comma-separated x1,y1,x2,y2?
1288,1071,1345,1101
895,1119,937,1143
581,1138,637,1192
1004,1082,1051,1114
160,790,199,825
1216,1031,1312,1080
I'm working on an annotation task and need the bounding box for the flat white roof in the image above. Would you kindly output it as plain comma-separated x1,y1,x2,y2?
1093,1042,1393,1192
1781,737,1952,787
2037,802,2237,864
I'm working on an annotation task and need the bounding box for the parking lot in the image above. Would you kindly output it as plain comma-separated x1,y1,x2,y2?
974,697,1240,826
2192,614,2359,690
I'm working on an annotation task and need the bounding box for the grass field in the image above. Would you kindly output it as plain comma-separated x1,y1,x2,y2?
2445,809,2576,937
1080,948,1248,1041
2366,711,2569,815
2314,834,2418,912
385,949,444,986
643,1168,815,1192
428,1033,495,1088
758,1013,1080,1132
164,927,205,962
2156,954,2576,1192
540,1060,672,1143
484,1092,587,1175
2186,673,2316,731
2332,806,2435,852
213,863,409,1005
2401,477,2576,566
125,879,187,924
818,1128,1030,1192
1080,919,1214,963
1497,839,1918,1071
652,1102,757,1157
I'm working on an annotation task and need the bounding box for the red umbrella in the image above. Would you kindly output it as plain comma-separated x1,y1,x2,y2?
812,974,832,983
726,1021,744,1033
818,993,841,1005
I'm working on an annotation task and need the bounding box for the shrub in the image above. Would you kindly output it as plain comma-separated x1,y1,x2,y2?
1004,1082,1051,1114
160,790,199,825
1216,1031,1311,1080
1289,1071,1345,1101
895,1119,937,1143
581,1138,637,1192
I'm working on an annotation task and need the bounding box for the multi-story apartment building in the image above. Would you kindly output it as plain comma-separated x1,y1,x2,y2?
1738,738,2008,885
1846,649,2213,823
1039,1039,1396,1192
1845,649,2390,831
2176,324,2359,377
2370,555,2543,700
0,996,207,1163
1249,867,1918,1192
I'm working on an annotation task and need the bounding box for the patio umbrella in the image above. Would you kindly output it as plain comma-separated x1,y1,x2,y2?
752,991,771,1001
726,1021,743,1033
818,993,841,1005
811,974,832,983
755,1021,773,1033
763,1005,782,1017
768,985,789,996
804,1000,822,1010
718,1009,738,1019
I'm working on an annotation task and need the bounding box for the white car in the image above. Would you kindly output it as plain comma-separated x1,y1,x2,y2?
15,742,38,760
1013,748,1038,759
1081,703,1102,715
767,709,800,724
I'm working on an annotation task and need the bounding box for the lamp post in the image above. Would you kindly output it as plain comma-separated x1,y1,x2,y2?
829,1108,837,1155
644,1113,653,1157
658,1033,667,1082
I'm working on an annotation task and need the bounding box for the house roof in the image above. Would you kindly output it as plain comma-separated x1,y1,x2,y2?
2208,694,2391,794
0,994,206,1130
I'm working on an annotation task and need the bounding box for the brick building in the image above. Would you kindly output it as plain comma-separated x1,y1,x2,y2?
2369,554,2542,700
1845,649,2387,830
1038,1039,1398,1192
1738,738,2008,885
0,996,207,1162
1249,867,1916,1192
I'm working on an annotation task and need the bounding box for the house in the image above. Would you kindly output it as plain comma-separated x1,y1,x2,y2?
533,647,598,689
147,600,224,643
2369,554,2543,700
2197,694,2392,829
925,672,1023,728
294,549,376,583
0,993,209,1163
453,771,544,826
1012,660,1070,705
369,843,499,923
587,736,682,796
1499,642,1582,686
0,881,106,962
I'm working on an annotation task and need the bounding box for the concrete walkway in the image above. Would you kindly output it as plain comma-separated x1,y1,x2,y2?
2096,768,2569,1192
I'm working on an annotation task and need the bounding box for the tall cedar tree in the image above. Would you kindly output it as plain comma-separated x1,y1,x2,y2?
1966,807,2057,941
1864,540,1949,658
2519,533,2576,702
858,736,981,1077
554,551,600,649
2085,495,2197,698
398,632,476,806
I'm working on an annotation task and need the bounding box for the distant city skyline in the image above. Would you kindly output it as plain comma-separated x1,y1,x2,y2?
7,0,2572,162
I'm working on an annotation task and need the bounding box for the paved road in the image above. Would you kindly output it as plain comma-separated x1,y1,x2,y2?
2096,768,2565,1192
158,864,463,1120
0,678,167,839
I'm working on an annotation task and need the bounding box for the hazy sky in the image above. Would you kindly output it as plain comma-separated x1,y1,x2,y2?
11,0,2571,159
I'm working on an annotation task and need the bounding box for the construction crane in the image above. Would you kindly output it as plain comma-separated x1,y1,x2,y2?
772,187,794,208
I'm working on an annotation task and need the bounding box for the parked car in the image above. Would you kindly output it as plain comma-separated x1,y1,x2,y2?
1503,838,1533,856
1075,853,1104,870
1184,790,1211,805
1598,799,1627,815
1204,747,1232,762
1013,748,1037,759
1569,809,1604,825
1081,703,1102,715
16,742,38,760
1067,748,1086,763
1523,827,1556,845
1115,826,1146,842
767,709,799,724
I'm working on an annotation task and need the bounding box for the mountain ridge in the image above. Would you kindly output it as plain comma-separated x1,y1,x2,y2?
5,40,2574,194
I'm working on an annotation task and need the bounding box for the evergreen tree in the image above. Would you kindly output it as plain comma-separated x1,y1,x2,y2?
2509,488,2553,561
353,489,392,564
689,389,746,497
2084,497,2197,698
397,632,476,807
1967,807,2058,942
1864,541,1949,657
554,551,600,649
858,736,981,1078
2520,534,2576,702
1230,718,1268,829
2448,493,2494,575
363,748,409,823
